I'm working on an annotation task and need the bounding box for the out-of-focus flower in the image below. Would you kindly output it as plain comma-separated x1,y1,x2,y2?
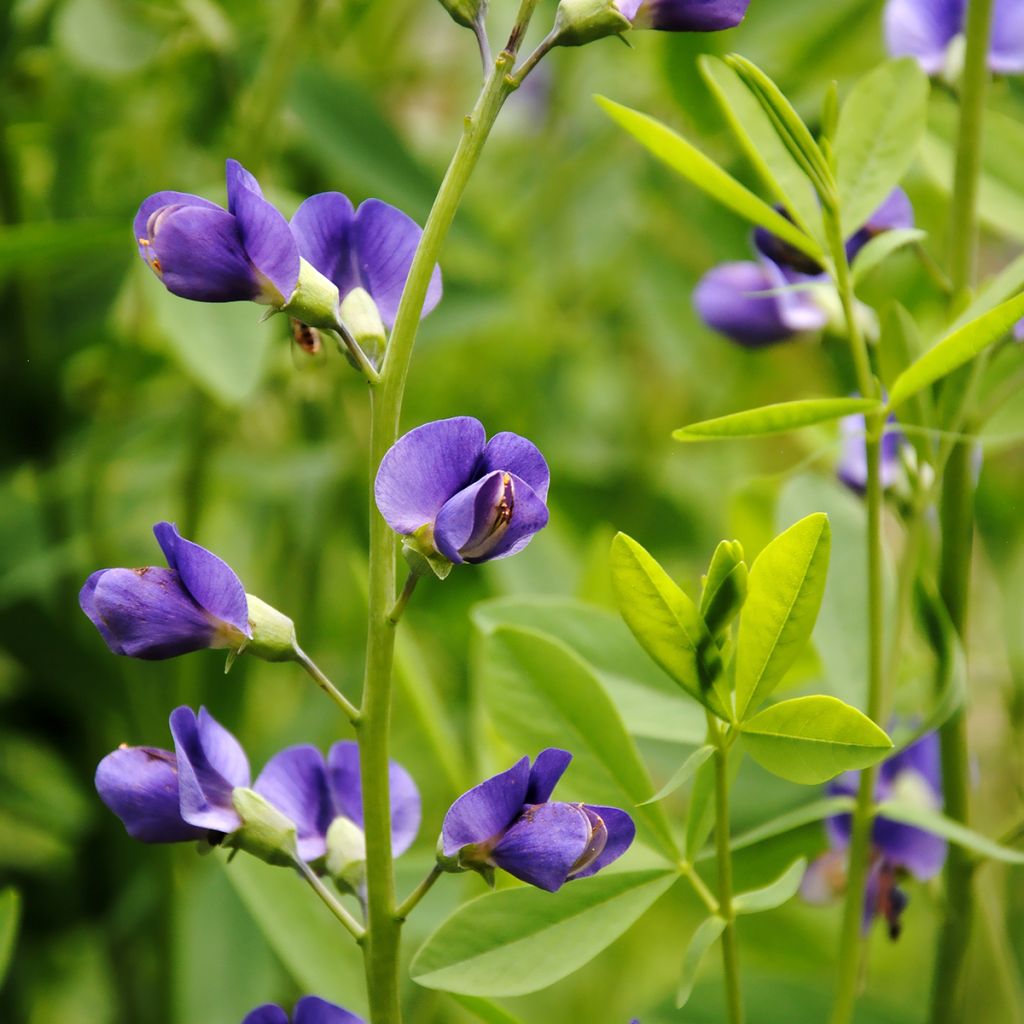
440,748,635,892
801,732,946,939
837,410,904,494
553,0,749,46
844,188,915,263
375,417,549,566
242,996,365,1024
885,0,1024,77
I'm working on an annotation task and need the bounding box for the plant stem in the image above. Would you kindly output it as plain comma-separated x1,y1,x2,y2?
387,572,419,625
357,12,537,1020
294,646,361,724
294,857,366,943
395,865,443,921
681,862,720,915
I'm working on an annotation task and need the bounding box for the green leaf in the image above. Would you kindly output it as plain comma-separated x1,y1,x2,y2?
733,857,807,915
595,95,823,264
478,625,679,860
851,228,927,286
410,870,678,996
450,995,527,1024
676,915,726,1009
640,745,715,806
610,533,729,720
735,513,831,719
950,251,1024,332
888,290,1024,409
700,539,748,637
0,887,20,991
673,398,880,441
875,802,1024,865
739,695,892,784
834,58,929,234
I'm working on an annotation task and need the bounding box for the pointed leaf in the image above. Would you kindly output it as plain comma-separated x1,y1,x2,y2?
733,857,807,915
674,398,880,441
739,695,892,784
610,533,729,720
735,514,831,719
0,888,20,991
676,916,726,1009
640,745,715,806
410,870,678,996
875,802,1024,865
700,540,748,637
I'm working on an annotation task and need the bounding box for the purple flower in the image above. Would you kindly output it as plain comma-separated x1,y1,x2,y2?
441,749,635,892
837,411,904,494
375,417,550,565
844,187,915,264
801,732,946,938
242,996,364,1024
80,522,252,661
135,160,299,305
885,0,1024,76
290,193,441,329
624,0,750,32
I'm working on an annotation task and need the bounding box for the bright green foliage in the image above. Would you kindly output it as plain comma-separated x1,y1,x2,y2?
851,228,928,286
674,398,880,441
676,915,726,1009
450,995,528,1024
640,744,715,806
732,857,807,915
738,695,892,784
735,513,831,719
409,870,679,996
700,539,748,637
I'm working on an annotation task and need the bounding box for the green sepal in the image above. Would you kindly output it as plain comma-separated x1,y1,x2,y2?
338,286,386,367
280,258,340,330
326,816,367,893
403,524,454,581
227,788,299,867
244,594,299,663
438,0,486,30
553,0,631,46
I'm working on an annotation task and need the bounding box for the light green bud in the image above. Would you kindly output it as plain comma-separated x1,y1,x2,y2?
437,0,487,30
552,0,631,47
244,594,298,663
338,287,387,366
280,258,340,330
401,524,454,581
228,788,299,867
326,816,367,892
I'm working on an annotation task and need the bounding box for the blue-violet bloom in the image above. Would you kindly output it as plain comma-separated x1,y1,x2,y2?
618,0,750,31
801,732,946,939
837,411,904,494
242,997,364,1024
375,416,550,565
441,748,635,892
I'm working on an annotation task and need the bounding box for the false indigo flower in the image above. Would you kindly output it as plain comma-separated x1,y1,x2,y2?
135,160,300,306
885,0,1024,76
375,417,550,565
801,732,946,938
837,411,904,494
553,0,748,46
441,749,635,892
242,996,365,1024
81,522,252,661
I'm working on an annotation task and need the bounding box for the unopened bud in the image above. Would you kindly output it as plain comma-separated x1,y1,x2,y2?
338,287,387,366
244,594,298,663
326,816,367,891
281,258,340,330
437,0,486,30
552,0,632,47
228,788,298,867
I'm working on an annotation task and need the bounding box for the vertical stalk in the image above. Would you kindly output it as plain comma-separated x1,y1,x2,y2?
930,1,995,1018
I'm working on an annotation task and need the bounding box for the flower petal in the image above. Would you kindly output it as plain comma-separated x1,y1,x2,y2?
290,192,358,295
694,261,802,347
884,0,963,75
441,756,531,856
87,566,217,660
570,804,636,879
477,474,549,562
873,816,947,879
478,432,550,501
991,0,1024,74
374,417,486,536
645,0,750,32
525,748,572,804
225,158,300,303
433,471,508,564
880,732,941,795
133,190,221,260
80,569,124,654
254,745,333,862
490,801,593,892
95,746,206,843
352,199,442,327
241,1006,290,1024
294,996,366,1024
153,522,250,638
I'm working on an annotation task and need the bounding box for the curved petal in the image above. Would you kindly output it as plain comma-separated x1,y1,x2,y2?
884,0,963,75
571,804,636,879
389,759,422,857
95,746,206,843
352,199,442,327
873,816,947,879
133,190,221,260
490,802,592,892
170,706,247,833
525,748,572,804
441,756,531,856
433,471,507,564
225,159,300,303
374,417,486,536
991,0,1024,73
147,204,261,302
645,0,750,32
825,770,860,849
845,187,915,263
476,474,549,562
254,745,333,862
294,996,366,1024
478,432,550,501
241,1006,290,1024
88,566,217,660
80,569,124,654
762,260,829,334
153,522,250,637
290,192,357,294
694,261,800,347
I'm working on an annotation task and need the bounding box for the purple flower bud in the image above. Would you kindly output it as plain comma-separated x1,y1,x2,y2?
441,749,635,892
242,996,365,1024
80,522,251,661
134,160,300,305
375,417,550,565
633,0,750,33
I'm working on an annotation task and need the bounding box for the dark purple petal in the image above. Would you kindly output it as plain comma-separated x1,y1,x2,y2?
290,192,358,295
644,0,750,32
253,745,333,862
442,756,531,856
95,746,207,843
753,218,825,276
434,471,508,564
133,190,221,260
694,262,802,347
845,188,915,263
294,996,366,1024
490,802,592,892
884,0,963,74
525,748,573,804
571,805,636,879
837,414,902,493
991,0,1024,73
477,474,550,562
879,731,941,795
352,199,442,327
145,203,261,302
84,566,218,660
241,1006,289,1024
170,706,248,833
153,522,250,637
873,816,947,879
478,432,551,502
224,159,300,303
374,417,487,536
388,759,422,857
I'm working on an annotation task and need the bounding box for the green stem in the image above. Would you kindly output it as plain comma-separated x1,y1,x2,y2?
395,865,443,921
387,572,419,625
681,861,720,915
294,857,366,943
294,646,361,724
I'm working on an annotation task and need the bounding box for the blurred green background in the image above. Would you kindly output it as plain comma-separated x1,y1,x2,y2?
1,0,1022,1020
